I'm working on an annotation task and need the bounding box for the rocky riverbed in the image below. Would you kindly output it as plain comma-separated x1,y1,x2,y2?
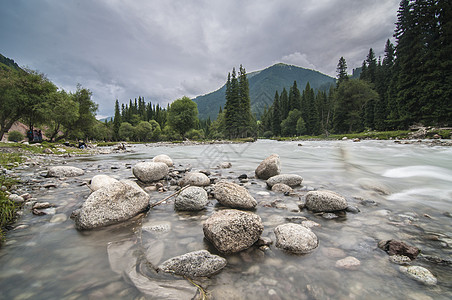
1,140,452,299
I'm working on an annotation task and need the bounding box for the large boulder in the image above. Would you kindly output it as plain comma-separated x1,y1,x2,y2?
274,223,318,254
179,172,210,187
266,174,303,188
90,175,119,191
159,250,227,278
174,186,209,211
74,180,150,230
213,181,257,209
132,162,169,183
153,154,174,167
305,190,348,212
255,154,281,180
203,209,263,254
47,166,84,177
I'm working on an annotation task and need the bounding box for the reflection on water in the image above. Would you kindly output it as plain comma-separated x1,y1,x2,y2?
1,140,452,299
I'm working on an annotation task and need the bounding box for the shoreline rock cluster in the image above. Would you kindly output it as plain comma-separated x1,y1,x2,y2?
61,152,363,282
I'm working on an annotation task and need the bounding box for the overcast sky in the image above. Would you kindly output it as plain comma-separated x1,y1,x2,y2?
0,0,401,118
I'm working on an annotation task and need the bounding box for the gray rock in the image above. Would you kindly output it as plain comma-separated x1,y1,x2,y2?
74,180,150,230
179,172,210,187
159,250,227,278
274,223,318,254
50,214,67,223
335,256,361,270
203,209,263,254
153,154,174,167
47,166,84,177
213,181,257,209
90,175,119,191
219,162,232,169
132,162,169,183
399,266,437,285
8,194,24,204
389,255,412,265
255,154,281,180
174,186,208,211
271,183,293,193
266,174,303,188
305,190,348,212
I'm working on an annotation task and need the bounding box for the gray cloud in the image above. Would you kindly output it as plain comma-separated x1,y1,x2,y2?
0,0,400,118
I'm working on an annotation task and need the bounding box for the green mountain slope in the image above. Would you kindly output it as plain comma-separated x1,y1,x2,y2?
0,53,21,71
193,63,335,120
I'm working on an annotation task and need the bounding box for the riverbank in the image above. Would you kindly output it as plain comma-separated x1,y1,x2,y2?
1,140,451,299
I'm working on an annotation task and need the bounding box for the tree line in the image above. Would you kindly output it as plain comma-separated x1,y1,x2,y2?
110,94,204,142
0,64,99,142
110,65,256,141
260,0,451,137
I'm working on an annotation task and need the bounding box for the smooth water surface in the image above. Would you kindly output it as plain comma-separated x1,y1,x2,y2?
1,140,451,299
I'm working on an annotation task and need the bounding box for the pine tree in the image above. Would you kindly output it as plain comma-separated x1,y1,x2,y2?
225,68,240,138
271,91,281,135
366,48,377,84
336,57,348,87
280,88,289,120
238,65,252,137
288,81,301,111
113,99,121,140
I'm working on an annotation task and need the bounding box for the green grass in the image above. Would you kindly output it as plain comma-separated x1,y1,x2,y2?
273,130,412,141
0,141,90,155
0,176,20,245
0,153,24,169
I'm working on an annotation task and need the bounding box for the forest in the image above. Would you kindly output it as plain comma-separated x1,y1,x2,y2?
260,0,451,137
1,0,450,143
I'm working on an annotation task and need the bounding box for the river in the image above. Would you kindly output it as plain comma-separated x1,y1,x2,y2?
1,140,451,299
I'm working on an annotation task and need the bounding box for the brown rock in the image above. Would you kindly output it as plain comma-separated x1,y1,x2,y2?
378,240,420,260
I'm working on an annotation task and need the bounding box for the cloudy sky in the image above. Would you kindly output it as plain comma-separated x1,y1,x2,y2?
0,0,401,119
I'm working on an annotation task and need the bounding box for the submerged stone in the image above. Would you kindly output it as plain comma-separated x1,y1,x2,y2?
47,166,84,177
399,266,437,285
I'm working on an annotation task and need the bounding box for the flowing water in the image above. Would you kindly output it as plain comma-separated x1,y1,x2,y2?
1,140,452,299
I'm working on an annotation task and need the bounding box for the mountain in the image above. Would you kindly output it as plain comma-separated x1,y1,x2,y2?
0,53,21,71
193,63,336,120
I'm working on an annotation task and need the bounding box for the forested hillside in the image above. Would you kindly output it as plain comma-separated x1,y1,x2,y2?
193,63,335,120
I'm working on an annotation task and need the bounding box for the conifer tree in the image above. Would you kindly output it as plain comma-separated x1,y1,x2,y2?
238,65,252,136
288,81,301,111
336,57,348,87
113,99,121,140
271,91,281,135
224,68,240,138
279,88,289,120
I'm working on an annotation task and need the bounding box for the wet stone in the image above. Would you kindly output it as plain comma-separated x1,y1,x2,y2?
274,223,318,254
50,214,68,223
389,255,412,265
399,266,437,285
335,256,361,270
159,250,227,278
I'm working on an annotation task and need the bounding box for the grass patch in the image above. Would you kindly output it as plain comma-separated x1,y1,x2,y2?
0,153,24,169
273,130,411,141
0,176,20,246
